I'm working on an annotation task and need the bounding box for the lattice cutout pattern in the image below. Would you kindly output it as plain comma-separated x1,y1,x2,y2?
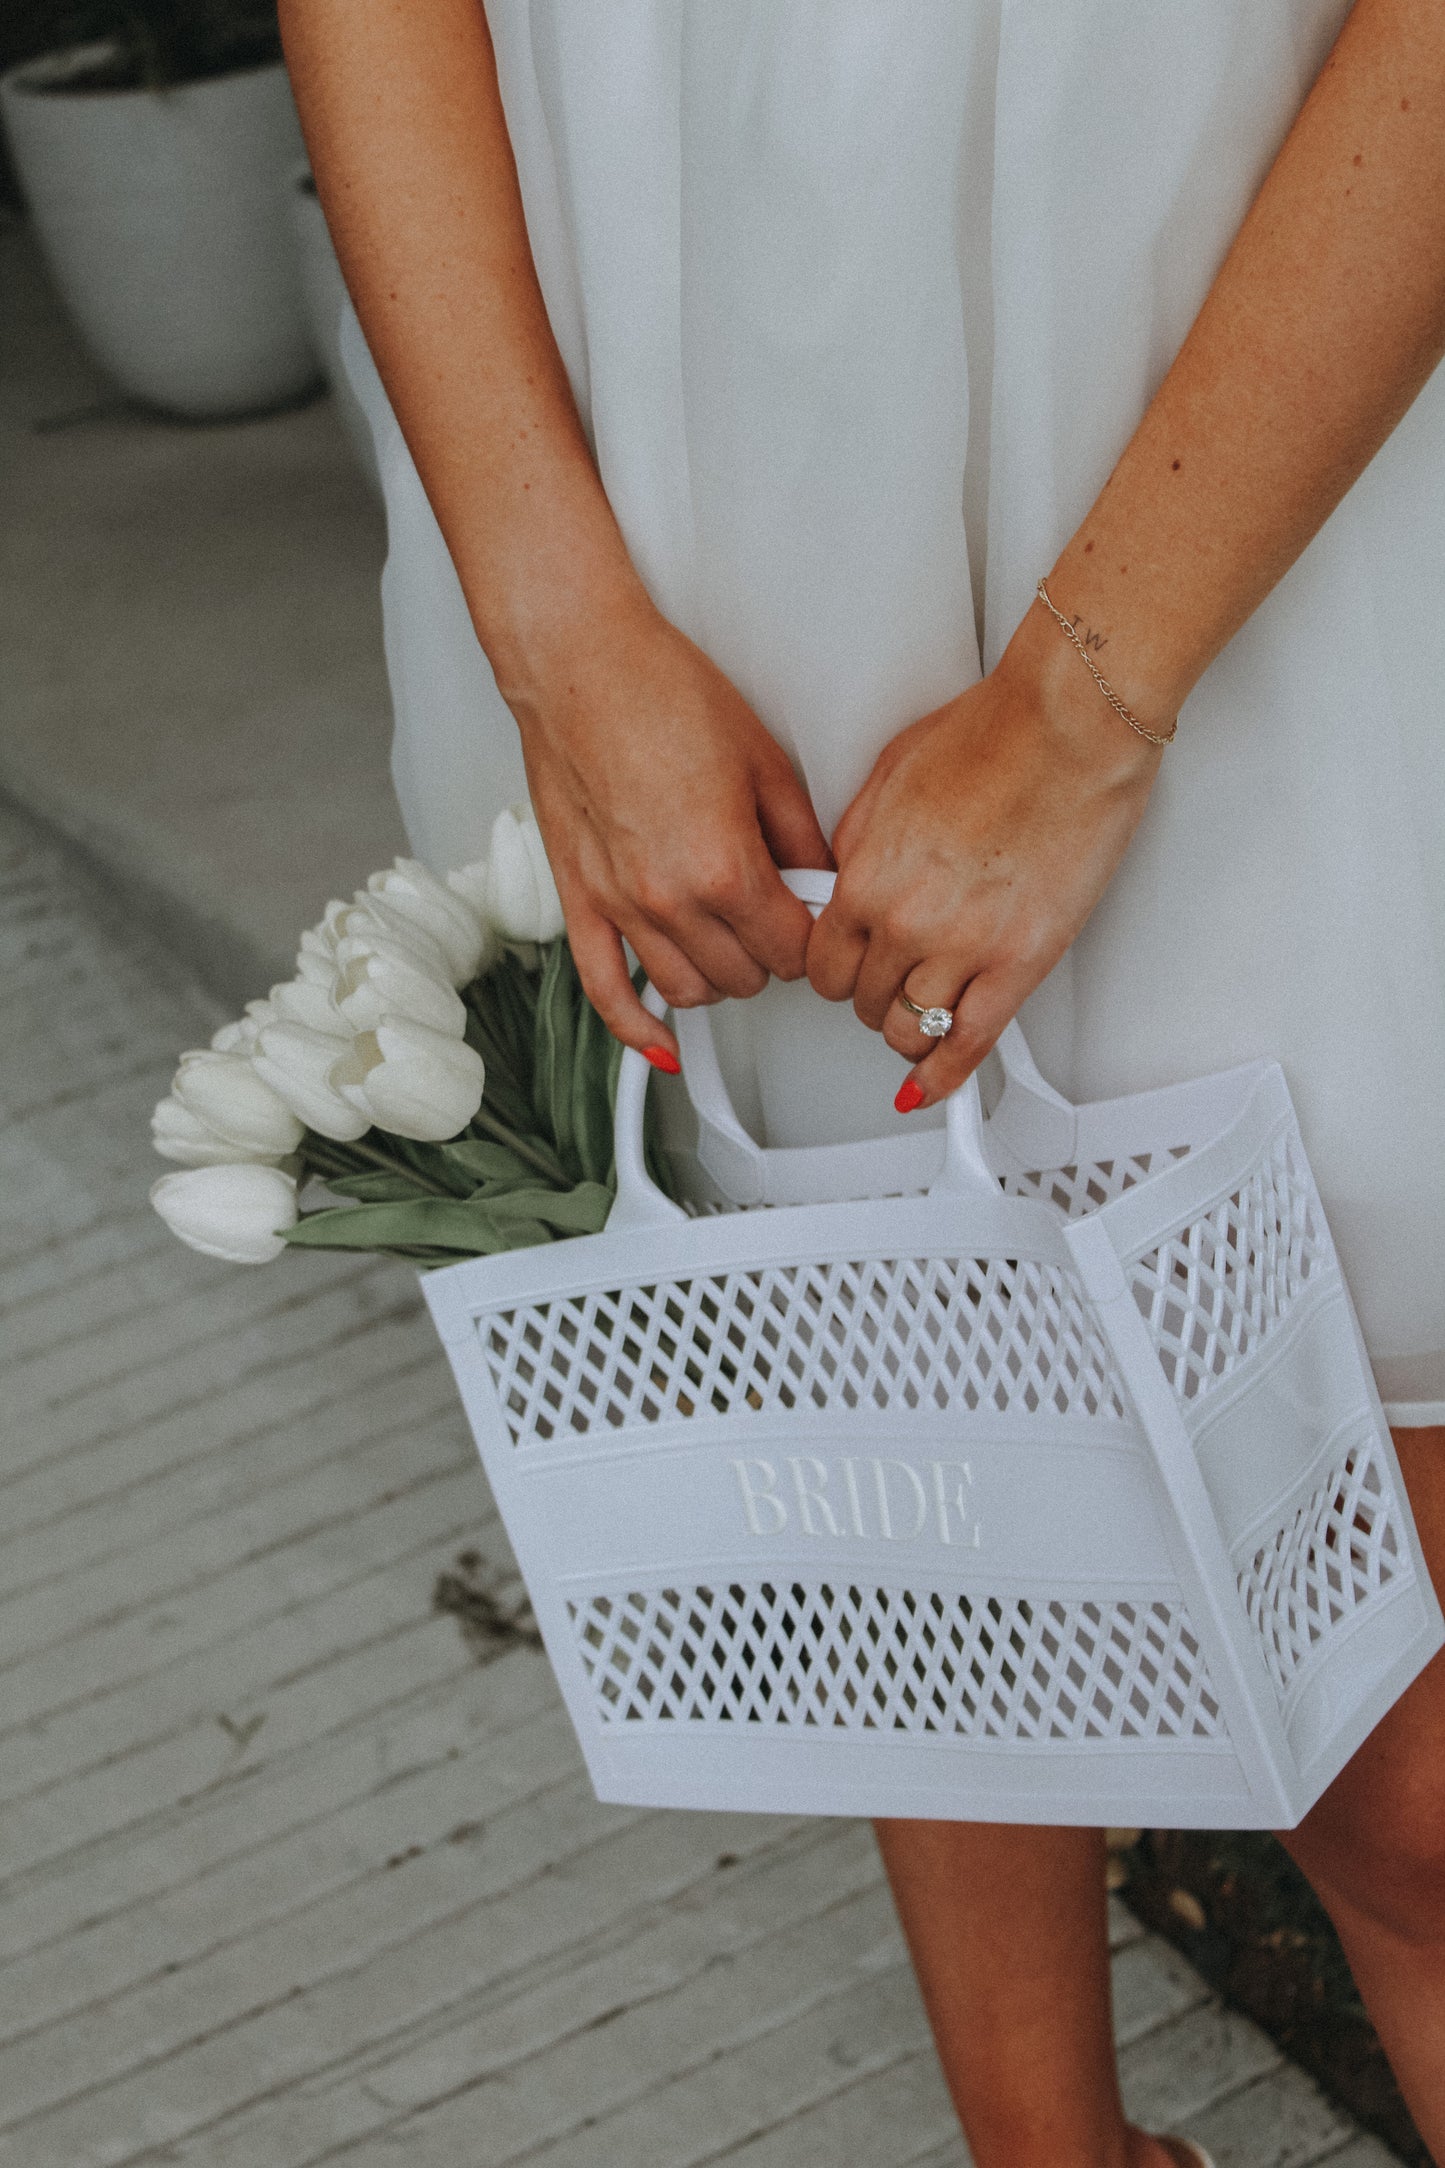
1002,1146,1191,1219
569,1582,1224,1742
1128,1130,1329,1403
1240,1434,1405,1700
481,1256,1127,1445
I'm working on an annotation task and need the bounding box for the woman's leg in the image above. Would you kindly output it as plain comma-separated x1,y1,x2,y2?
872,1819,1177,2168
874,1433,1445,2165
1278,1423,1445,2160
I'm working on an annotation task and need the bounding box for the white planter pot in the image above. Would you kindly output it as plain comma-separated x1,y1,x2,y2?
0,47,321,419
288,166,381,495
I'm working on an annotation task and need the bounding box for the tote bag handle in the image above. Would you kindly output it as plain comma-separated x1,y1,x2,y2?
607,871,1074,1231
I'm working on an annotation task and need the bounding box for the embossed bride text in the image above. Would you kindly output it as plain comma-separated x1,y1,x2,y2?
731,1456,980,1547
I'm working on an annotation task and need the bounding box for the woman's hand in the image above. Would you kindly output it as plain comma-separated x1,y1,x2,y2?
281,0,828,1064
507,578,832,1060
807,606,1162,1109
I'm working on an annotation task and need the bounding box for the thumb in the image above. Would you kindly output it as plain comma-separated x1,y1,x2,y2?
753,749,834,875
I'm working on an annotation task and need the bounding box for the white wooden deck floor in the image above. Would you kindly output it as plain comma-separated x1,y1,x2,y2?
0,801,1400,2168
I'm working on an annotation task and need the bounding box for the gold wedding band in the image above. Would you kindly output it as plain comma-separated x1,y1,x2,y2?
897,991,955,1040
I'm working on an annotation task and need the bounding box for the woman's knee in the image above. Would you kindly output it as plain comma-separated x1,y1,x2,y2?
1293,1430,1445,1938
1285,1688,1445,1939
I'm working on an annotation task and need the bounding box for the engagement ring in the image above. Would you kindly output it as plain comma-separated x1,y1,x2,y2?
897,991,954,1039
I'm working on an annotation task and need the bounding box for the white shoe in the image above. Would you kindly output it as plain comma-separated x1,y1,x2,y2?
1160,2141,1216,2168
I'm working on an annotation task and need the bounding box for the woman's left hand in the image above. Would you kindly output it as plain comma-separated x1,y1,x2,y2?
806,607,1166,1110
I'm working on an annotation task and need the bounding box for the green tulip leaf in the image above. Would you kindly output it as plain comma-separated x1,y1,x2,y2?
570,987,616,1185
317,1171,430,1203
437,1138,533,1186
533,936,579,1167
282,1199,555,1254
476,1182,614,1234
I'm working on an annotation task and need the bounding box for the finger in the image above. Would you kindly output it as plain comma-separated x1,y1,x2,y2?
854,938,938,1035
881,993,970,1059
752,747,834,877
805,874,871,1002
619,914,723,1011
566,900,681,1060
805,914,870,1004
893,968,1024,1109
704,842,820,984
631,846,806,989
641,902,769,1002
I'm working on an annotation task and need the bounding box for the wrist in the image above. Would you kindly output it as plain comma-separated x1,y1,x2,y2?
467,510,653,722
1038,531,1213,725
994,591,1165,786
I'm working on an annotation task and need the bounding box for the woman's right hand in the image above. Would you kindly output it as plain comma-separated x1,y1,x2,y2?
502,580,833,1060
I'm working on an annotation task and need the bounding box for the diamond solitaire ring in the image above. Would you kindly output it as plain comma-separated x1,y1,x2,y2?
897,991,954,1039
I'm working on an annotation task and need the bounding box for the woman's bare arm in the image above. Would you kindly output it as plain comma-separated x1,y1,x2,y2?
1047,0,1445,719
812,0,1445,1108
279,0,828,1056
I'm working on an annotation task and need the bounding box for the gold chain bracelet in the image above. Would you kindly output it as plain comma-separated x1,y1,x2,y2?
1034,579,1178,749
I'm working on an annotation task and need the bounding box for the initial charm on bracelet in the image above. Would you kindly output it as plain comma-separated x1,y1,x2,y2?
897,991,955,1039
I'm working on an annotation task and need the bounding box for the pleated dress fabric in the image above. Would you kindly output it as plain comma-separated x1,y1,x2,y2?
346,0,1445,1422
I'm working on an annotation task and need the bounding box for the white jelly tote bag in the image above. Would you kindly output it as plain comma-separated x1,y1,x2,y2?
424,874,1442,1828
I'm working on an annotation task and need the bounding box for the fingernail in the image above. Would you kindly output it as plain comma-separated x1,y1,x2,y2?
894,1078,925,1115
644,1045,681,1075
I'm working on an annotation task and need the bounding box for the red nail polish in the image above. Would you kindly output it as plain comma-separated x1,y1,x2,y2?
894,1078,925,1115
644,1045,682,1075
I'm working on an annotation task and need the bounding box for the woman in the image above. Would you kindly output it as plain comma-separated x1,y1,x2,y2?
280,2,1445,2159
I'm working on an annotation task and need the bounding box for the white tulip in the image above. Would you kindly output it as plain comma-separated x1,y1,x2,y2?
484,804,566,942
173,1050,304,1157
268,975,348,1035
294,938,335,989
446,857,489,917
335,895,454,982
365,858,490,985
332,1018,485,1142
208,997,273,1056
253,1020,371,1141
294,899,349,984
151,1092,276,1168
209,1017,255,1055
333,935,467,1037
151,1164,298,1264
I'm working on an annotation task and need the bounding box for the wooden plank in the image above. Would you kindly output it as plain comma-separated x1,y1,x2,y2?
1312,2141,1410,2168
119,1824,860,2167
0,1697,584,2040
0,1638,530,1965
0,1263,424,1488
0,1456,485,1734
2,1809,796,2166
1109,1934,1211,2043
0,1354,455,1610
0,1215,180,1358
459,1959,934,2168
0,1771,636,2134
3,1243,381,1424
683,2048,960,2168
0,1519,499,1884
1119,2001,1282,2133
0,1367,465,1661
1190,2064,1356,2168
0,1298,442,1565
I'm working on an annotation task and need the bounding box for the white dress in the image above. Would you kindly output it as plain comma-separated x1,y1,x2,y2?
344,0,1445,1423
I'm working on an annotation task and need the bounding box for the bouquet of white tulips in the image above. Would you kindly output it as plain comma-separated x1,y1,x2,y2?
149,805,671,1266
